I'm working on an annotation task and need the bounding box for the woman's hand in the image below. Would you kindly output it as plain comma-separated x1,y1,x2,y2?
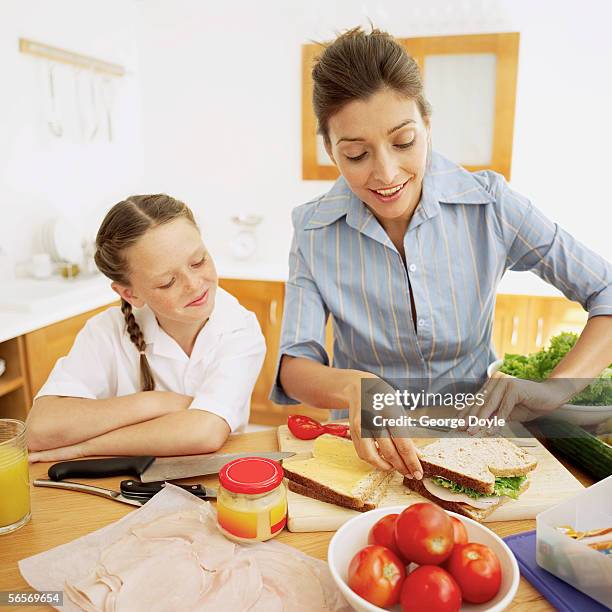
461,372,574,434
28,441,87,464
344,372,423,479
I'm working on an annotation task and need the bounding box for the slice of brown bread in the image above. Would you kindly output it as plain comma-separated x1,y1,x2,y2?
283,463,391,510
402,476,531,522
417,438,538,495
286,472,394,512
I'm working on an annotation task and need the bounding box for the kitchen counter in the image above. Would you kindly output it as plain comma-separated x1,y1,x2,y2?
0,428,595,610
0,262,565,345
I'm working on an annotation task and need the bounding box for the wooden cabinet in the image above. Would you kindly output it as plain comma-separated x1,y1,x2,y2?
492,295,530,357
23,303,118,401
493,294,587,358
218,278,332,426
0,337,31,420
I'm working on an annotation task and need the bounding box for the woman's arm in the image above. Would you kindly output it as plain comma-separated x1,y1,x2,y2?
549,315,612,381
26,391,192,451
465,315,612,429
28,409,231,463
280,355,423,478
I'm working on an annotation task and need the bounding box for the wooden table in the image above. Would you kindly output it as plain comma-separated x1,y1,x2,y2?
0,429,594,611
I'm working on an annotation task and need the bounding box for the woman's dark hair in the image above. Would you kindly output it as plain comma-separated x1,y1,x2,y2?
312,26,432,143
94,194,197,391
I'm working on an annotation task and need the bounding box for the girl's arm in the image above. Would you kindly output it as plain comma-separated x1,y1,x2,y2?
28,409,230,463
26,391,192,451
279,356,423,478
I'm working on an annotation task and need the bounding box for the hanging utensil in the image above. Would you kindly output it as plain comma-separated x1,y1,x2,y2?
88,70,99,141
47,62,63,138
73,67,85,141
100,77,114,142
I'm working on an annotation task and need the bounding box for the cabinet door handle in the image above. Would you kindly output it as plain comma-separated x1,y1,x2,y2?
535,317,544,348
510,316,519,346
269,299,278,326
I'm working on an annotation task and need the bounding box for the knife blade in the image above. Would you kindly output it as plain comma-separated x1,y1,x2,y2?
34,478,145,507
48,451,296,483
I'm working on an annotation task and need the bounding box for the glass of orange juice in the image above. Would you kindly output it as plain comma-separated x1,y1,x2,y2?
0,419,30,534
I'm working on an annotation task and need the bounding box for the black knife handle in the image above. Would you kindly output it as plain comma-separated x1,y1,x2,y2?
48,456,155,481
119,480,208,499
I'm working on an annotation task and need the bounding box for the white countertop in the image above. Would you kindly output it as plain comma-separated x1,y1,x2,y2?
0,262,565,344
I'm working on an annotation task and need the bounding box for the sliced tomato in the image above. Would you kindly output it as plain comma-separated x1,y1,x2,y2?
287,415,325,440
323,423,350,438
348,545,406,608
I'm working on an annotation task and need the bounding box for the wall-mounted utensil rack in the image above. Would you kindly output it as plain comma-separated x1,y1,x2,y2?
19,38,125,77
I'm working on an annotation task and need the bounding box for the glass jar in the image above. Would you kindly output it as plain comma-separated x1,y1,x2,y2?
217,457,287,543
0,419,31,535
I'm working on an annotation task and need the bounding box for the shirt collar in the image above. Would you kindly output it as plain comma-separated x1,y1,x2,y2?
135,305,187,361
303,152,494,240
133,289,246,363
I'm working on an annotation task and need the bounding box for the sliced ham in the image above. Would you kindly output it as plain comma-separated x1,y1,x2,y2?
65,504,350,612
423,477,501,509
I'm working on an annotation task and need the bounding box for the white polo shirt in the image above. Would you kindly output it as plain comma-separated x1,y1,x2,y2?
36,288,266,432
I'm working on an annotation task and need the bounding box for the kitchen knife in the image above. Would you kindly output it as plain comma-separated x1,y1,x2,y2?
119,479,217,500
34,478,145,507
48,451,296,483
34,479,217,504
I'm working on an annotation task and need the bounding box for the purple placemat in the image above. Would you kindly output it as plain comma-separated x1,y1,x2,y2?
503,530,610,612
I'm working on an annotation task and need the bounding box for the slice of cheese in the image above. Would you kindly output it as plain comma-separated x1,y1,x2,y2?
283,434,377,495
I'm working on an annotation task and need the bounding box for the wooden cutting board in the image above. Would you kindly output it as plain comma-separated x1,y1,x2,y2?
277,425,585,532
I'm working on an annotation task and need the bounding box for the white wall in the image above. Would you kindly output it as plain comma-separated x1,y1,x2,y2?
136,0,612,268
2,0,610,276
0,0,145,268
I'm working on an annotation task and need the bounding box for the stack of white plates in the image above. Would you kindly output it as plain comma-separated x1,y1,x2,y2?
39,217,82,264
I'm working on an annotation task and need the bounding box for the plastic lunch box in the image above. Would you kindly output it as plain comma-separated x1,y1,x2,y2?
536,475,611,608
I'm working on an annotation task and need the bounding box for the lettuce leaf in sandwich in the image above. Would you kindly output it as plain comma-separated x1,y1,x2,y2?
431,475,527,500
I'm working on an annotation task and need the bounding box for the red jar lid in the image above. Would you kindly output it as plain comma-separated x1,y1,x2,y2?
218,457,284,494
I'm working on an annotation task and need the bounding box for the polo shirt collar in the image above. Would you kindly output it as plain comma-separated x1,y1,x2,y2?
133,289,248,363
135,305,187,361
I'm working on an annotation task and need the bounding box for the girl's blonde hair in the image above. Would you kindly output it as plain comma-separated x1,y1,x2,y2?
312,26,432,144
94,194,197,391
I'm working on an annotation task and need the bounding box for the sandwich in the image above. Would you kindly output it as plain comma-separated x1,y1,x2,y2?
282,433,394,511
402,438,537,521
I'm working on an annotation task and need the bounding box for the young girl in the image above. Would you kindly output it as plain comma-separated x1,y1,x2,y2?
27,194,266,462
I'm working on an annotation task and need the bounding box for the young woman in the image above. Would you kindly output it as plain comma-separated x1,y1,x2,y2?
272,27,612,479
27,194,265,462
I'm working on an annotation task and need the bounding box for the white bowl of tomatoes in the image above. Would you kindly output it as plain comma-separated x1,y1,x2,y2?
328,503,519,612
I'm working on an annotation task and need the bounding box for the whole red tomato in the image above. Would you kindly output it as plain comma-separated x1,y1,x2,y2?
348,545,406,608
400,565,461,612
450,516,468,545
395,503,454,565
368,514,406,561
445,542,502,604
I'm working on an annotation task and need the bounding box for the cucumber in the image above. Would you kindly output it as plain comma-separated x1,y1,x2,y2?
537,418,612,481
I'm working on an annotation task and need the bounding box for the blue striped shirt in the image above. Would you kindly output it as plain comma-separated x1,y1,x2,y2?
270,152,612,408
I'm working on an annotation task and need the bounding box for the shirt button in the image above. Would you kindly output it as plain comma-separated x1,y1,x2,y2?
408,263,417,272
418,319,426,327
